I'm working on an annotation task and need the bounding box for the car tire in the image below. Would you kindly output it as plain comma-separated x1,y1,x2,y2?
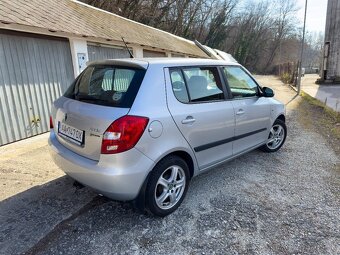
260,119,287,153
145,155,190,217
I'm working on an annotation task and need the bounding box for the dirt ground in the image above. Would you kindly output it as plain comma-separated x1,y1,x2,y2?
0,76,339,255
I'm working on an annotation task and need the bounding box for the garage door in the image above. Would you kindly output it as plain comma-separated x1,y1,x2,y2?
172,53,185,58
0,31,74,146
88,44,130,61
143,50,166,58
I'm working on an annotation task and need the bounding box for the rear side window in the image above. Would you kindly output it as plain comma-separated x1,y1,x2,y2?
223,66,258,98
170,69,189,103
64,66,146,108
169,67,224,103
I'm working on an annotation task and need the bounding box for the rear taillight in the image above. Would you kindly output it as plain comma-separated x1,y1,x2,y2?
50,116,54,129
101,115,149,154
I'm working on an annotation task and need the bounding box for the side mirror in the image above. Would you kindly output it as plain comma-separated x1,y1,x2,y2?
262,87,274,97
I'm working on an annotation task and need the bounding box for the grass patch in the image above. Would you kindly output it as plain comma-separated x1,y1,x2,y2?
301,92,340,126
297,92,340,154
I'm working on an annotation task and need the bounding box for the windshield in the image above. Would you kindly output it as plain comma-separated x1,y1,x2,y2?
64,65,146,108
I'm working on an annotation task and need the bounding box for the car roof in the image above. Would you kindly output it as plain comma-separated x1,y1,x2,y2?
87,58,240,70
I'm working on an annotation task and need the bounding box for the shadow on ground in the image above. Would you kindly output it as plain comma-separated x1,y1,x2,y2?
0,78,339,255
0,176,98,255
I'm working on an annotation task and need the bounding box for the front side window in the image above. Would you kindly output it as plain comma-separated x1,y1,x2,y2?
223,66,258,98
169,67,224,103
64,65,145,108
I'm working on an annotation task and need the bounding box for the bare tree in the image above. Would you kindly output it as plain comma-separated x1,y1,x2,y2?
204,0,237,48
81,0,320,74
262,0,299,72
225,1,273,71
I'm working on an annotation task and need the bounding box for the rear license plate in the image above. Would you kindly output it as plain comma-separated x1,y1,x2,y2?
58,122,85,146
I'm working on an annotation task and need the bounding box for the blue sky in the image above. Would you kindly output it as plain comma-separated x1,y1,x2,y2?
296,0,328,33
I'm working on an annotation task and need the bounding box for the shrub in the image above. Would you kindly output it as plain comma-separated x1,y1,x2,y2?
280,72,291,84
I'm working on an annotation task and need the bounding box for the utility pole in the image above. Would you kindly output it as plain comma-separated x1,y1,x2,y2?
297,0,308,94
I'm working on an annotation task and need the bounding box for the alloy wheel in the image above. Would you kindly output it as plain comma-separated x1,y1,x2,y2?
267,124,285,150
154,165,186,210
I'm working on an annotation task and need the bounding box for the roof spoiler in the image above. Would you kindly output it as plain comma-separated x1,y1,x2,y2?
86,59,148,69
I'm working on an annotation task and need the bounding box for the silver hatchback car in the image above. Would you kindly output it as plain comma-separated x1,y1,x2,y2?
49,58,286,216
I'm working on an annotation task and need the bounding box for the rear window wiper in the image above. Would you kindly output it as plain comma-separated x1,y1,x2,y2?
75,94,98,101
75,94,110,103
74,94,118,106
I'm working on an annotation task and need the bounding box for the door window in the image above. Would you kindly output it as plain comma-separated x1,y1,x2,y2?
169,67,224,103
223,66,258,98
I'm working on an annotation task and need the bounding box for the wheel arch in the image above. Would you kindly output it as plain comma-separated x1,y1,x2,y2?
166,150,195,179
134,149,196,213
276,114,286,123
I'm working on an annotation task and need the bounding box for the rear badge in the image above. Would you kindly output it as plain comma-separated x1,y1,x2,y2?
90,133,101,137
90,127,101,138
90,127,101,133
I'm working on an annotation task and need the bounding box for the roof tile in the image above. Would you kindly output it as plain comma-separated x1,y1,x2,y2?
0,0,206,57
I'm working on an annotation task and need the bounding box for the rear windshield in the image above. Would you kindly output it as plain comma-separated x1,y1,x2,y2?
64,65,146,108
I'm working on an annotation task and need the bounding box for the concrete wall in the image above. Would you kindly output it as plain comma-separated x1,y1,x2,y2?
69,38,88,77
323,0,340,80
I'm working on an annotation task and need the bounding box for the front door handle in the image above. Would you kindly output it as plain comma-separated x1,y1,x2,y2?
236,109,245,115
181,116,196,124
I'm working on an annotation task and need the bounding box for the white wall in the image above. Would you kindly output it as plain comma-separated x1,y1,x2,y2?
132,46,143,58
69,38,89,77
69,38,193,76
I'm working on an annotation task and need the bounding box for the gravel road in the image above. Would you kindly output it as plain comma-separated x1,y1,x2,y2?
0,76,339,255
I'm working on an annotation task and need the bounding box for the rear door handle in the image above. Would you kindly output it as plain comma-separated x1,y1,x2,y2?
181,116,196,124
236,109,245,115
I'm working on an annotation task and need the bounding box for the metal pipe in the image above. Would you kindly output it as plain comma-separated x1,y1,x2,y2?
297,0,308,94
194,40,213,58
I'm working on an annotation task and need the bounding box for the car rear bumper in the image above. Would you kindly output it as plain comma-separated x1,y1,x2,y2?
48,131,155,201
